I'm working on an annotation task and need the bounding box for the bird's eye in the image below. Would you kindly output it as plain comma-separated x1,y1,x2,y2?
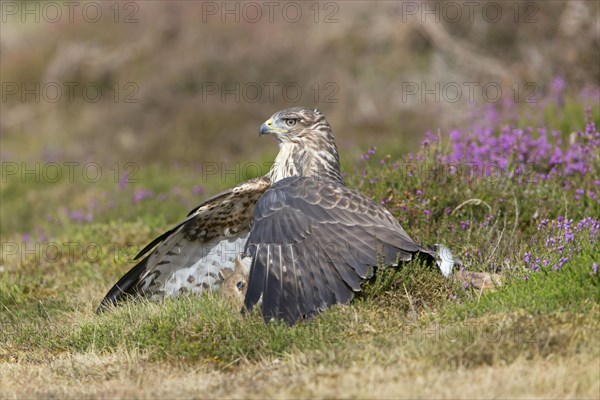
283,118,297,127
236,281,246,290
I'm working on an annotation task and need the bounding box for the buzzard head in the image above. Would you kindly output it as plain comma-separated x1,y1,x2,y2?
259,107,329,144
260,107,343,184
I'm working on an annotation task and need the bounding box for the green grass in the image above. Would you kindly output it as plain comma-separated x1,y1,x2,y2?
445,247,599,320
1,101,599,398
2,230,597,366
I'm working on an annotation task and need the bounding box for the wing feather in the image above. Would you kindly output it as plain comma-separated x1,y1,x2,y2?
263,244,281,320
244,243,265,307
244,176,432,324
318,243,354,304
289,244,313,319
98,177,270,312
281,244,301,320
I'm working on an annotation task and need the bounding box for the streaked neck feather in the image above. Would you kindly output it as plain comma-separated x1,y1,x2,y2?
267,142,343,184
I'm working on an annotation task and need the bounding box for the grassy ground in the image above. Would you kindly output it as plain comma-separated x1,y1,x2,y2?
1,100,599,399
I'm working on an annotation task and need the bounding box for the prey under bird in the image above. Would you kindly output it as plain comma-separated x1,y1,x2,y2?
98,107,454,324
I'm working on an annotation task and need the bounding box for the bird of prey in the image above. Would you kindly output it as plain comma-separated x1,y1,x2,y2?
98,107,454,324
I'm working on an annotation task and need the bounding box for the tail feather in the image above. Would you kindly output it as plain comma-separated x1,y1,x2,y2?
423,244,456,277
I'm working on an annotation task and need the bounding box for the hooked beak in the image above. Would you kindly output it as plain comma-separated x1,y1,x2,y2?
259,120,272,136
259,118,287,137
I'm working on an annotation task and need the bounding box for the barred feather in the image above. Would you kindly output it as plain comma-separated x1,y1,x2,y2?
99,107,454,324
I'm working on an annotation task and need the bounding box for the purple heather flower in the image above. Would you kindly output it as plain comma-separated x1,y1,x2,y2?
482,214,494,226
421,131,439,148
592,264,598,274
118,174,129,189
543,258,551,267
440,107,598,181
170,186,184,198
551,75,566,94
192,185,205,195
133,188,154,203
69,210,92,222
564,230,574,243
424,209,431,215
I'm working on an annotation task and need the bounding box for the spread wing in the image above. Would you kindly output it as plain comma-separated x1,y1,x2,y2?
97,176,270,312
243,176,431,325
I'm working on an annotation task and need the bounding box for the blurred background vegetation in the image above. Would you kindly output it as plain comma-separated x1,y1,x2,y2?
1,0,599,235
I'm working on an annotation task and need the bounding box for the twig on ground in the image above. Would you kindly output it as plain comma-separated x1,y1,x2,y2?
451,199,493,215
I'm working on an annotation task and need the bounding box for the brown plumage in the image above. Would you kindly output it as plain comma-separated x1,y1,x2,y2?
245,107,453,324
97,177,270,310
98,107,454,324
